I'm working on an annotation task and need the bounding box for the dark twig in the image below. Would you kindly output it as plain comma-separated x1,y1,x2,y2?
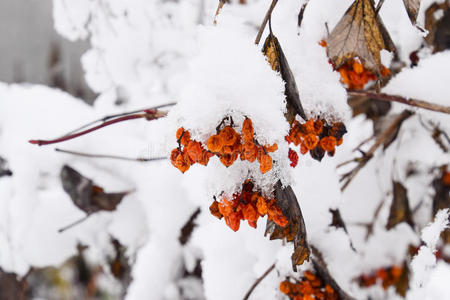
255,0,278,45
55,148,167,162
242,263,275,300
58,214,91,233
348,90,450,114
214,0,226,25
340,110,413,191
298,0,310,28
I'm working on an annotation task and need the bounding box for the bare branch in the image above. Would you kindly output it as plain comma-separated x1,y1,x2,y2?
340,110,413,191
348,90,450,114
298,0,310,28
243,263,275,300
255,0,278,45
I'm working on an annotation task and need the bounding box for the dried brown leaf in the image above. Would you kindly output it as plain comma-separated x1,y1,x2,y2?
265,181,310,271
326,0,395,73
386,181,414,230
403,0,421,25
60,165,130,214
263,34,307,123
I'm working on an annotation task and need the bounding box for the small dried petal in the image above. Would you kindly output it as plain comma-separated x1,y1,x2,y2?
186,140,204,162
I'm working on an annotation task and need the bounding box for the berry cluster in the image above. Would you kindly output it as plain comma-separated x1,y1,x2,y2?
209,180,288,231
170,118,278,174
358,265,404,290
286,118,346,162
280,271,338,300
337,59,390,90
319,40,390,90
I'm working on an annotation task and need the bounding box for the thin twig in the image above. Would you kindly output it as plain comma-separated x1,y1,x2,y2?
298,0,310,28
348,90,450,114
254,0,278,45
55,148,167,162
242,263,275,300
58,214,91,233
29,110,167,146
213,0,226,25
340,110,413,191
62,102,175,138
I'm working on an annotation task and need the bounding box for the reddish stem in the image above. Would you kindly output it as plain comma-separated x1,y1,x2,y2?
29,114,146,146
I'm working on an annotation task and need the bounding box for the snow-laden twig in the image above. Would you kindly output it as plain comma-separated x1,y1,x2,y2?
55,148,167,162
348,90,450,114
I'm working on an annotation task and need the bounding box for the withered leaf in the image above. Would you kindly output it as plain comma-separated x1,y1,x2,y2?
395,262,410,297
60,165,130,214
263,33,307,123
402,0,421,25
326,0,395,73
265,180,310,271
386,181,414,230
0,268,27,300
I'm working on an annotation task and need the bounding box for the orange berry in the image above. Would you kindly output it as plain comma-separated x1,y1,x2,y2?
174,151,191,173
209,200,223,219
219,126,238,146
337,137,343,146
313,119,324,135
225,211,242,231
242,118,254,142
259,154,273,173
300,142,309,155
176,127,191,146
256,196,268,215
442,171,450,186
218,199,234,216
264,143,278,153
198,150,213,166
207,134,224,152
279,281,293,295
220,153,238,167
242,204,258,222
319,136,337,152
303,134,319,150
352,61,364,74
170,148,181,167
301,119,315,134
186,140,203,162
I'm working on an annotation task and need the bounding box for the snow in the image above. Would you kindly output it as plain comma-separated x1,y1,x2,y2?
0,0,449,299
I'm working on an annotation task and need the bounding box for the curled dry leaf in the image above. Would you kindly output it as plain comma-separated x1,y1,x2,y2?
386,181,414,230
402,0,421,25
326,0,395,73
265,181,310,271
263,33,307,123
60,165,131,214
